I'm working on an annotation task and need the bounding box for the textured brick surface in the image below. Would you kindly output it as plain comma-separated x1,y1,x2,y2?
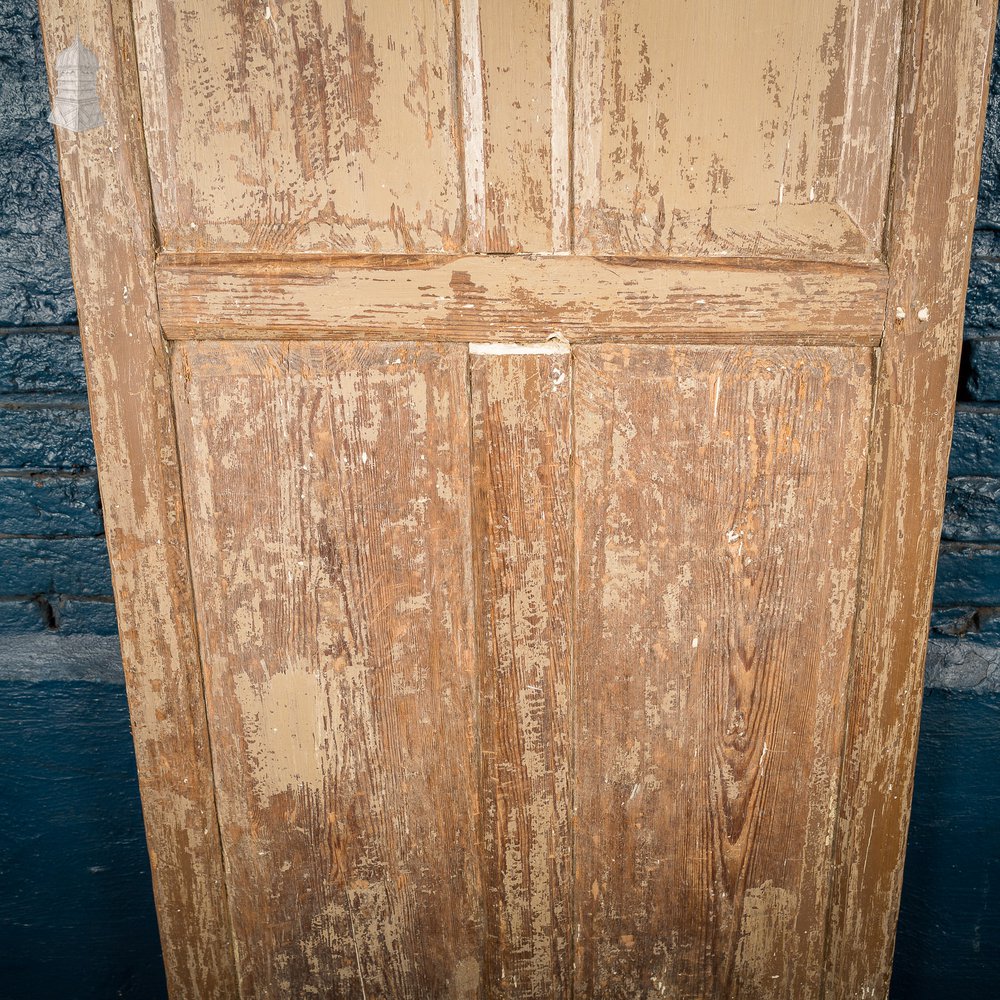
974,27,1000,230
963,338,1000,400
948,405,1000,476
0,2,76,327
0,536,113,597
943,477,1000,542
0,402,95,470
0,598,49,633
934,544,1000,608
925,608,1000,692
53,598,118,636
964,258,1000,331
0,474,103,536
0,329,87,393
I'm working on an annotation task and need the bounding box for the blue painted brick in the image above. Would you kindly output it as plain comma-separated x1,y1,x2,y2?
0,329,86,394
974,18,1000,228
53,599,118,636
0,402,94,470
934,544,1000,607
963,338,1000,400
0,1,76,328
0,474,102,535
943,478,1000,542
964,258,1000,332
0,537,112,597
0,598,49,633
948,405,1000,476
0,597,117,636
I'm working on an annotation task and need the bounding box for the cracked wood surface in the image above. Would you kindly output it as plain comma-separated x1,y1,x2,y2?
36,2,239,997
471,349,573,998
42,0,996,996
825,1,998,997
156,255,888,345
172,341,482,999
573,346,873,999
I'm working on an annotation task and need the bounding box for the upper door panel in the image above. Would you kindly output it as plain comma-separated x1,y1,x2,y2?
133,0,902,260
132,0,466,254
574,0,903,260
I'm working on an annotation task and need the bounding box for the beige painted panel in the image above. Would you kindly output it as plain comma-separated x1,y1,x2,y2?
478,0,571,252
132,0,466,253
574,345,873,998
172,341,481,998
574,0,902,259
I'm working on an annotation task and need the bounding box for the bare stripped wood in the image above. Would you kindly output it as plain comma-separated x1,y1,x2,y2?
470,349,573,999
156,255,888,343
130,0,466,253
171,341,483,998
36,5,238,998
573,345,873,999
825,3,998,997
477,0,570,252
572,0,902,260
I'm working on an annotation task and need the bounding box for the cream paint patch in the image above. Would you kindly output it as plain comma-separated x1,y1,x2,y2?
735,881,797,988
234,669,328,799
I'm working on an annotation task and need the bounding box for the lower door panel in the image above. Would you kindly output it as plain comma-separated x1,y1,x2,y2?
172,340,873,1000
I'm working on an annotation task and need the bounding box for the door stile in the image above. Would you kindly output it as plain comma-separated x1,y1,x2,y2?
824,2,998,997
36,2,240,997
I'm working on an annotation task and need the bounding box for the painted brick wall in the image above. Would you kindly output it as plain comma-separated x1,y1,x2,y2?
928,22,1000,692
0,2,997,997
0,3,164,998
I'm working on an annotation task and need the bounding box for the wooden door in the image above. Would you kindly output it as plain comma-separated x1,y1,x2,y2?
40,2,995,998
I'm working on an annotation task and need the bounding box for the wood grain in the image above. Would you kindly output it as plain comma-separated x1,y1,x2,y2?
171,341,482,998
572,0,901,260
156,255,889,344
478,0,571,252
825,2,998,997
36,4,239,998
470,348,573,998
131,0,465,254
573,345,873,999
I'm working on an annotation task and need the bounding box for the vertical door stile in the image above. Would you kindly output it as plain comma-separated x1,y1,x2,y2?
470,344,575,999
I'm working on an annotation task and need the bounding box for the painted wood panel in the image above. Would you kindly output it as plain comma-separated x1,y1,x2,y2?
573,345,873,998
171,341,482,998
132,0,466,254
573,0,902,259
470,346,573,998
36,4,240,996
155,255,888,344
478,0,570,252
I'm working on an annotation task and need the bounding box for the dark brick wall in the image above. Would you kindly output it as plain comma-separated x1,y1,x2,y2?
0,4,161,995
0,0,116,651
928,19,1000,693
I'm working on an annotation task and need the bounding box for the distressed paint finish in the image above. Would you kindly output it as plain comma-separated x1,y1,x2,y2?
573,0,902,260
826,1,998,997
470,348,573,998
573,346,873,999
42,0,996,995
171,341,482,999
478,0,571,252
35,3,239,998
131,0,466,254
156,255,888,344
